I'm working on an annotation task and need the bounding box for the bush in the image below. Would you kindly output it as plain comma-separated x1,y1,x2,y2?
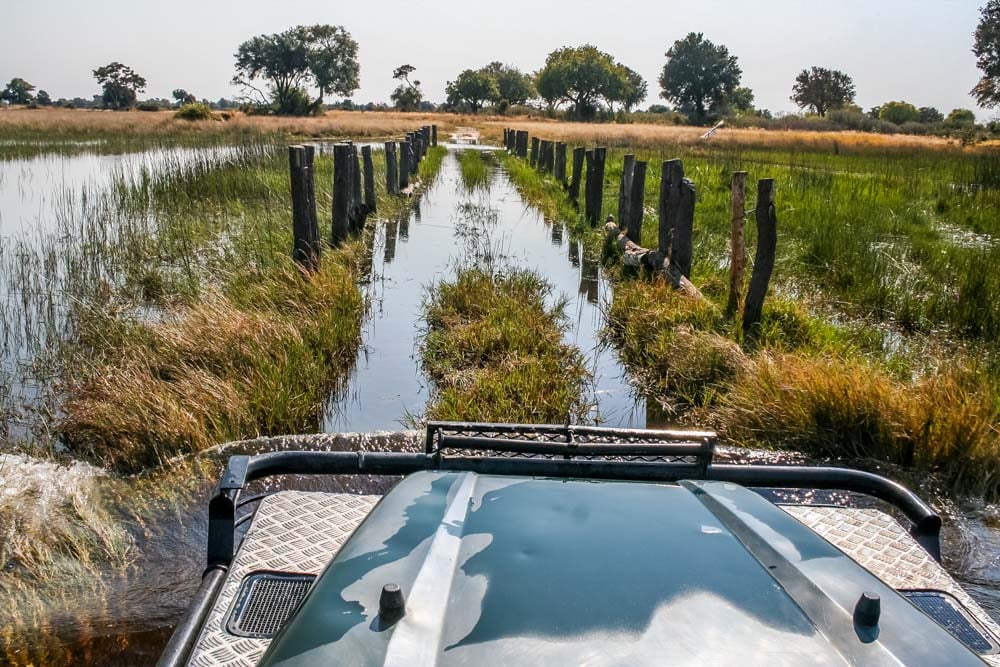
174,102,214,121
136,102,162,112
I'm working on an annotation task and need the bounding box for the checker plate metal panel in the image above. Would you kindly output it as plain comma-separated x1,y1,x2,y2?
783,505,1000,664
187,491,379,667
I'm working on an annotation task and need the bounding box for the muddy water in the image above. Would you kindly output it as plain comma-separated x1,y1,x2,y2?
325,147,651,430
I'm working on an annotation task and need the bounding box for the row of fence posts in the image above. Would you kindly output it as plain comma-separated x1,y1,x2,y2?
287,124,437,271
501,127,777,337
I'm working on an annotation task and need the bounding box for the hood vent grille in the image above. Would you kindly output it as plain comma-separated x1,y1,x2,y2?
227,572,316,638
902,590,998,654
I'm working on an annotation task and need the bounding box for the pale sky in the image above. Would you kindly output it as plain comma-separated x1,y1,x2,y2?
2,0,992,118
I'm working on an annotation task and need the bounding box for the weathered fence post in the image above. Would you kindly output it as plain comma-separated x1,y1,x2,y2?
742,179,777,340
399,140,411,191
332,143,352,246
432,124,438,147
351,145,364,229
626,160,647,244
422,126,430,155
289,145,319,270
503,128,509,150
516,130,528,158
618,154,636,232
385,141,399,195
726,171,748,318
569,147,585,204
410,136,420,175
586,147,606,225
554,142,567,184
584,149,595,221
538,140,548,171
362,145,376,215
659,159,695,277
541,140,553,172
530,136,539,167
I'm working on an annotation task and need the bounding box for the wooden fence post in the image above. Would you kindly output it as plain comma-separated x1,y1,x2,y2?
626,160,647,244
554,142,567,183
517,130,529,158
351,145,364,229
399,141,411,191
332,143,352,246
569,147,585,204
304,144,319,259
618,154,635,231
742,179,777,340
362,145,376,215
503,128,509,150
659,159,681,257
530,136,539,167
410,136,420,175
385,141,399,195
584,149,595,222
289,145,319,270
432,124,437,147
539,140,551,172
726,171,748,317
587,147,606,225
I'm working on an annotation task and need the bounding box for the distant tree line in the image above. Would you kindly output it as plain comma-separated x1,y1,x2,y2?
3,3,999,140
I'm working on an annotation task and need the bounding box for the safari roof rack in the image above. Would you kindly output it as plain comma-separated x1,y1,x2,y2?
157,421,943,667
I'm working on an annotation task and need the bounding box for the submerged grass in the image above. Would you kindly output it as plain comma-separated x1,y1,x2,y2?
421,266,592,424
499,133,1000,499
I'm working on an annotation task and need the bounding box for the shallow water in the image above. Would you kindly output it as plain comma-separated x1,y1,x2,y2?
324,148,651,431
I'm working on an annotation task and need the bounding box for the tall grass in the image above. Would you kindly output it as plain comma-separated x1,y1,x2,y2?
500,131,1000,499
421,267,592,424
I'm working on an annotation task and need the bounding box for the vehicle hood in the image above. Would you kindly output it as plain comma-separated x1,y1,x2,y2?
260,471,980,666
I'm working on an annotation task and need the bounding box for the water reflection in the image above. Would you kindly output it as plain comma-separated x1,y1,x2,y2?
324,150,642,431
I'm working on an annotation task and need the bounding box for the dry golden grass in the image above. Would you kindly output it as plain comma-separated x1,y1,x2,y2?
0,106,476,140
478,118,969,153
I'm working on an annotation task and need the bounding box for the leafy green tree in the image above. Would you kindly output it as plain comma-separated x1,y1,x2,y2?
483,62,535,108
172,89,196,106
973,0,1000,107
918,106,944,123
232,25,359,115
726,86,756,114
391,64,422,111
93,63,146,110
35,89,51,106
610,66,648,112
445,69,499,112
878,101,920,124
1,78,36,104
790,67,855,117
659,33,741,123
535,45,622,118
946,108,977,127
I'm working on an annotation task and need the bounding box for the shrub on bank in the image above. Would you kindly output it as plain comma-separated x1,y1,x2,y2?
174,102,214,121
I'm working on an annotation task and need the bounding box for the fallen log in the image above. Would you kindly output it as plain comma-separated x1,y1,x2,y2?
604,219,702,299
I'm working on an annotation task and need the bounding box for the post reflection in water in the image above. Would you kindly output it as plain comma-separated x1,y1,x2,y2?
384,220,399,264
569,239,580,268
551,221,564,247
579,252,600,305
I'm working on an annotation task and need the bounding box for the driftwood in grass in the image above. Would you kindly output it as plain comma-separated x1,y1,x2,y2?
604,220,702,299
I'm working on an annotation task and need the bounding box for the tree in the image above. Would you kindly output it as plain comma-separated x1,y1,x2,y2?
659,33,741,123
232,25,359,115
483,62,535,109
535,45,625,118
35,90,51,106
726,86,756,115
93,63,146,110
790,67,855,117
611,66,648,113
1,78,36,104
879,101,920,125
391,64,422,111
946,108,977,127
918,107,944,123
973,0,1000,107
445,69,498,112
172,89,196,106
